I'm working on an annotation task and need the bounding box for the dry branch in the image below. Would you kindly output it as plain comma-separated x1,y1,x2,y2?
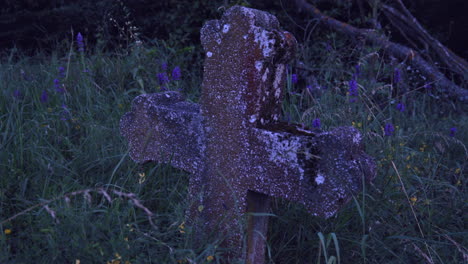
0,187,157,228
292,0,468,101
382,0,468,78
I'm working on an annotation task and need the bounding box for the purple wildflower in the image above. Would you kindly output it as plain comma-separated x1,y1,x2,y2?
396,103,405,112
76,32,85,52
354,64,361,79
40,90,49,103
157,72,169,85
291,74,298,84
312,118,321,128
424,83,432,90
157,72,169,90
349,78,358,102
54,67,66,93
449,127,457,137
394,68,401,83
161,62,168,71
384,123,395,136
172,66,181,81
13,90,22,99
58,66,65,78
54,78,65,93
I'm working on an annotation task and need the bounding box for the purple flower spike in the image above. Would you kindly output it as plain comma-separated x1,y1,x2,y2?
349,79,358,95
291,74,298,84
172,66,181,81
161,62,168,71
54,78,60,88
354,64,361,79
394,68,401,83
58,66,65,78
76,32,85,52
349,78,358,102
40,90,49,103
54,78,65,93
396,103,405,112
157,72,169,85
384,123,395,136
449,127,457,137
312,118,321,128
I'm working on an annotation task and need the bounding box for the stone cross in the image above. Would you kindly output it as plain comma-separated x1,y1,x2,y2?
120,6,375,263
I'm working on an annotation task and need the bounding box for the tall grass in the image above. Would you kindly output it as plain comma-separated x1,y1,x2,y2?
0,27,466,263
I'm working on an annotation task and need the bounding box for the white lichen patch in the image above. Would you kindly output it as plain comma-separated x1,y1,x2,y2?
260,130,301,166
252,28,276,58
273,64,285,98
255,61,263,72
222,24,230,33
353,131,361,144
315,173,325,185
239,6,256,25
206,52,213,57
249,115,257,123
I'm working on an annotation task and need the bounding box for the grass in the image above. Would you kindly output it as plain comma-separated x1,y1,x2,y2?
0,28,466,263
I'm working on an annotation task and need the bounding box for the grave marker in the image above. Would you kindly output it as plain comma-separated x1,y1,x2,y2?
120,6,376,263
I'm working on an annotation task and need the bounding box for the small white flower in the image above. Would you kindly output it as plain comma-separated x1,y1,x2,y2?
315,174,325,185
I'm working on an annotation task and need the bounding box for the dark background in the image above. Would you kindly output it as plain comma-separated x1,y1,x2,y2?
0,0,467,59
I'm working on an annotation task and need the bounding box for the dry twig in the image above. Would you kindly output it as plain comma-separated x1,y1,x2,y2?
1,187,157,229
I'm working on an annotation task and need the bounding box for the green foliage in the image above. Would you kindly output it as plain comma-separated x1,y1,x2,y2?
274,19,467,263
0,3,466,264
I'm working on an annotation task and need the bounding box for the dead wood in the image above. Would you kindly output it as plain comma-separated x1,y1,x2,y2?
292,0,468,101
382,0,468,78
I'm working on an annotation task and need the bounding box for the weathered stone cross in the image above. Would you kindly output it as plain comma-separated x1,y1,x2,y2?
120,6,375,263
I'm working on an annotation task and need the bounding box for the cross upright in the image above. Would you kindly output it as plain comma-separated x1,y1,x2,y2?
120,6,375,263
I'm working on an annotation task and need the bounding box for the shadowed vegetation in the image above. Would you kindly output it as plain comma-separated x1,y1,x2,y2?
1,1,466,263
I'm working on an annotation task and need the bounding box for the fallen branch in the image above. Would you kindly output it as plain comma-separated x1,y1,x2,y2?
382,0,468,78
1,187,157,229
292,0,468,101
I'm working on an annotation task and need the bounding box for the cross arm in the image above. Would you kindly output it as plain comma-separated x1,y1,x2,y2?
247,125,376,218
120,91,205,174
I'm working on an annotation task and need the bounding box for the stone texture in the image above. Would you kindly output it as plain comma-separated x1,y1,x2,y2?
120,6,376,264
120,91,205,174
